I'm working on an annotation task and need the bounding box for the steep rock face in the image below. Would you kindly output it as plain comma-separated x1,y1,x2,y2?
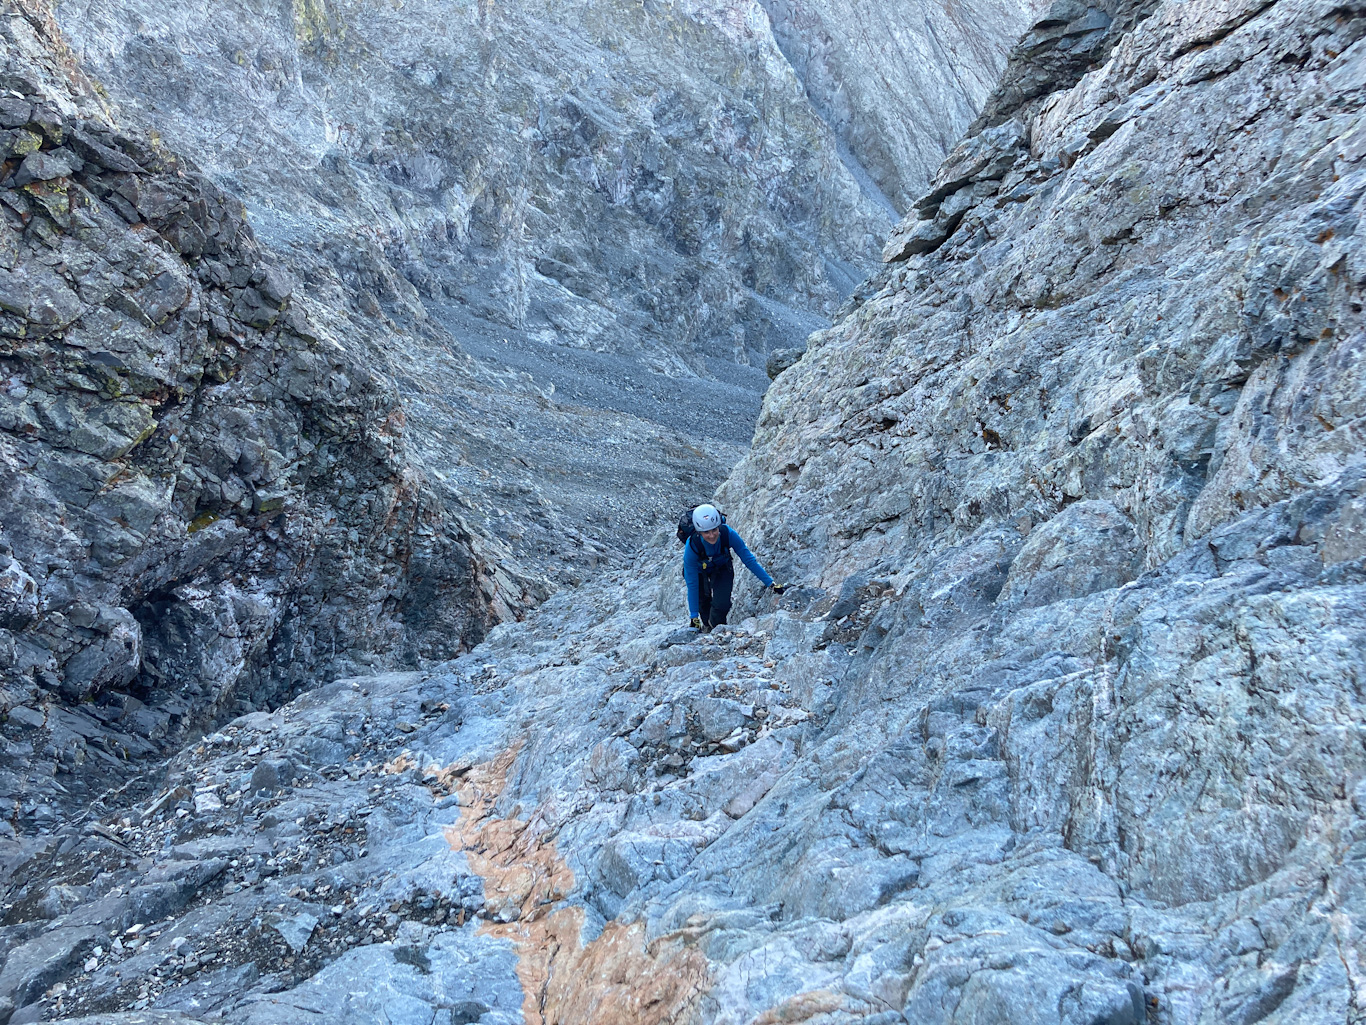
48,0,1050,595
2,1,1364,1025
712,0,1366,1013
732,0,1363,589
0,4,520,788
36,0,1051,614
757,0,1044,213
57,0,891,374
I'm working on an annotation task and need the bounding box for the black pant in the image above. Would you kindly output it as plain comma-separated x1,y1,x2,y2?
699,566,734,630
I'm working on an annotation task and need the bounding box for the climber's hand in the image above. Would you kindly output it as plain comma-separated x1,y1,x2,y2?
770,583,786,596
689,617,704,630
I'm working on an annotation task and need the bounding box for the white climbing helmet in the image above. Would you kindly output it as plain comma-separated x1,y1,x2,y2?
692,504,722,532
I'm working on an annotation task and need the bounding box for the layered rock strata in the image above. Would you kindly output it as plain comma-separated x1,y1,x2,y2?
0,4,527,806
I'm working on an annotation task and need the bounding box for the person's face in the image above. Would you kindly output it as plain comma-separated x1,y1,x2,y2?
701,527,721,544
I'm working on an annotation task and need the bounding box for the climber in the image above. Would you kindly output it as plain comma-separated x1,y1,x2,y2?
680,504,784,631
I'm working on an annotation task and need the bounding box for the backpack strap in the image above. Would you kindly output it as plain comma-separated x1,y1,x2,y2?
689,527,732,573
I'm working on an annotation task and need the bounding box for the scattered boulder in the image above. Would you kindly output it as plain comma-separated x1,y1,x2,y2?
588,737,641,792
12,146,79,185
250,758,295,795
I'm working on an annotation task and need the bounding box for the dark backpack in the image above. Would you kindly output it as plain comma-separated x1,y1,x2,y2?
677,506,731,576
677,505,728,543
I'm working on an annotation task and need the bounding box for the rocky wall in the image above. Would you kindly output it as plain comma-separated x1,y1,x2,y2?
757,0,1044,213
0,3,523,807
56,0,892,373
0,0,1362,1021
724,0,1365,600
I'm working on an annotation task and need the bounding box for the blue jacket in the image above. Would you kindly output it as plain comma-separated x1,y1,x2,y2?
682,527,773,618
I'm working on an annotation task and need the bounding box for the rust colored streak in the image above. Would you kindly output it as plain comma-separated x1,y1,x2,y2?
750,990,847,1024
443,744,711,1025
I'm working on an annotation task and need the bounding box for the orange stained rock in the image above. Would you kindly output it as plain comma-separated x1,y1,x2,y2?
382,751,418,775
444,743,711,1025
749,990,847,1024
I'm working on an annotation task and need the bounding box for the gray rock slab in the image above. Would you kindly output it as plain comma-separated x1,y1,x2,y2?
238,929,522,1025
272,913,318,955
